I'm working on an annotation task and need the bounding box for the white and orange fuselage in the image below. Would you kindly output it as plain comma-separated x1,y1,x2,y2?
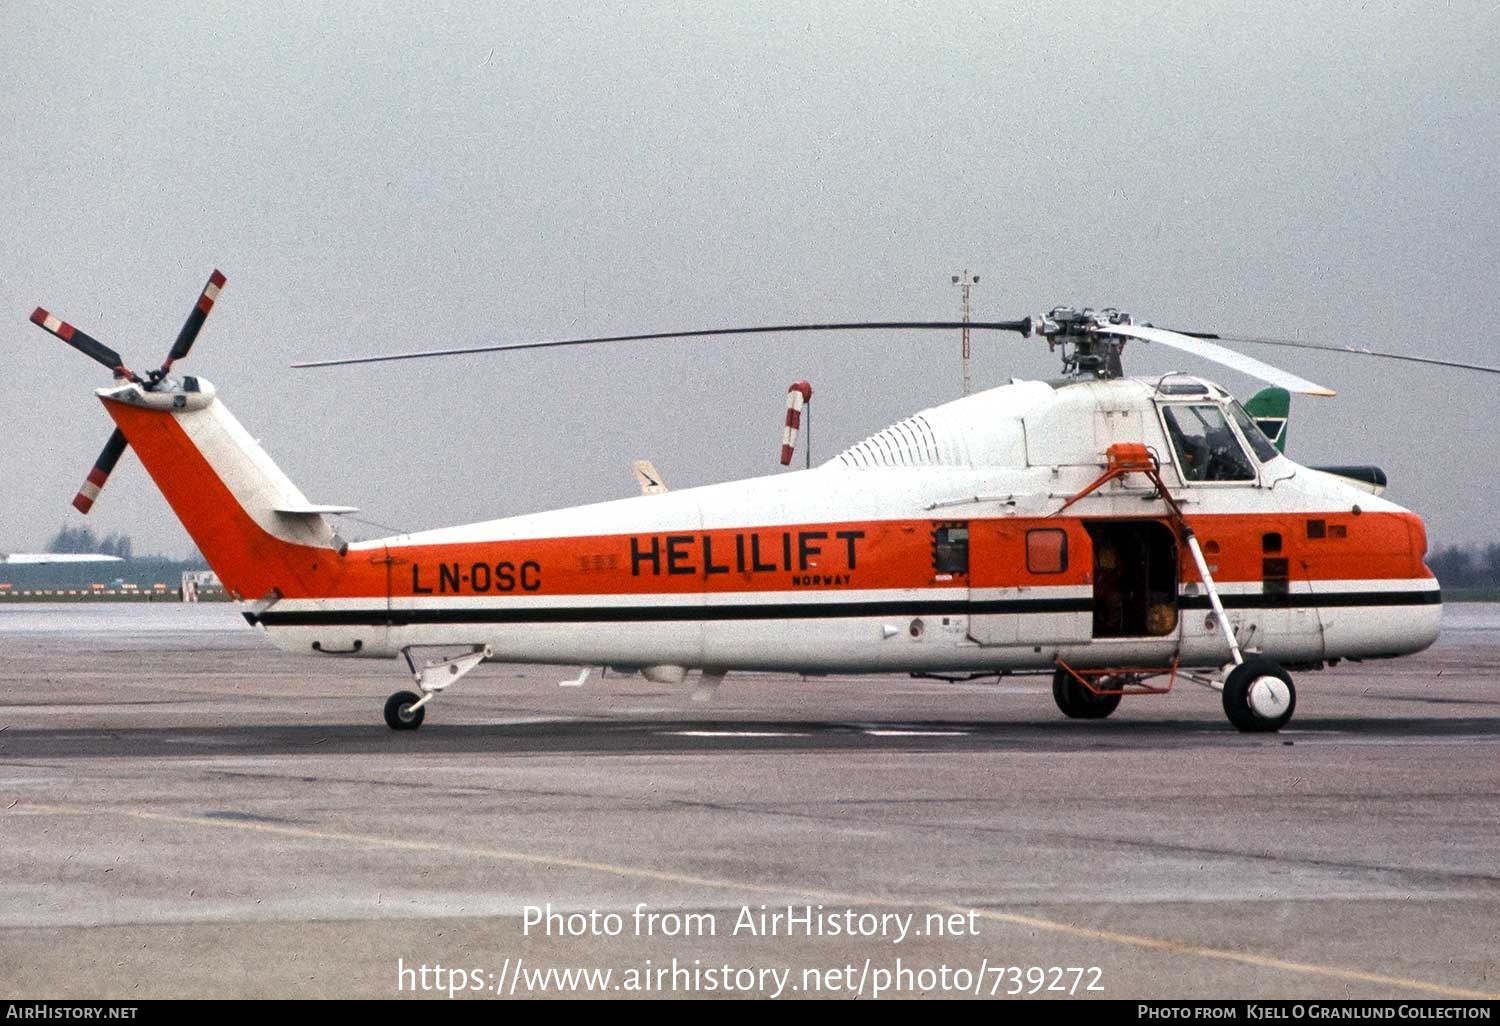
98,374,1440,677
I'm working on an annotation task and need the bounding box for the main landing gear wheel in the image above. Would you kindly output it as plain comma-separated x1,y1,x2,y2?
1222,657,1296,732
384,690,425,731
1052,668,1123,720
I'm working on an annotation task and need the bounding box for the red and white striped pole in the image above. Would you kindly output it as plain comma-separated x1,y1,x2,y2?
780,381,813,467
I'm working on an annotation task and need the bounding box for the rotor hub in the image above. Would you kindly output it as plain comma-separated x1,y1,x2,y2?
1038,307,1134,380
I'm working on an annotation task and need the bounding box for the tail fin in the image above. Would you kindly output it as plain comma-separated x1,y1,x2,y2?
1244,387,1290,453
99,380,352,600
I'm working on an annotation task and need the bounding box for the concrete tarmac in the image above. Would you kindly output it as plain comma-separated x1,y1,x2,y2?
1,608,1497,1000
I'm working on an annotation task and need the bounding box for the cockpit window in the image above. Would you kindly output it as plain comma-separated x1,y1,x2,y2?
1162,405,1256,482
1227,400,1280,463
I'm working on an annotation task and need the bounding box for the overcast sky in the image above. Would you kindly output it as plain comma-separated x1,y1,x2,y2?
3,2,1497,558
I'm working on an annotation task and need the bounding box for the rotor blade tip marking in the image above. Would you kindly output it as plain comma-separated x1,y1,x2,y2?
30,308,72,338
73,477,105,512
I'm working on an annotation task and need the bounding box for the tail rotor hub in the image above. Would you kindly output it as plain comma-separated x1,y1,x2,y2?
28,270,227,514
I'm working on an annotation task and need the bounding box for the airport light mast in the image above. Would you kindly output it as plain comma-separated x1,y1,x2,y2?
952,270,979,396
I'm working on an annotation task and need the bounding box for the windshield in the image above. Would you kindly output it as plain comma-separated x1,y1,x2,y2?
1227,400,1281,463
1162,405,1256,482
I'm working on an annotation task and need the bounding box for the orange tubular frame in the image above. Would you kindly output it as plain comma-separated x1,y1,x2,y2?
1054,443,1186,522
1055,655,1182,696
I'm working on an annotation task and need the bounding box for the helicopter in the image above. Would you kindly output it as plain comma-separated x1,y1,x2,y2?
27,272,1498,733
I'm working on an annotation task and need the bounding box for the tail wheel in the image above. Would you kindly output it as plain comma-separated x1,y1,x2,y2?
384,690,425,731
1222,657,1296,732
1052,668,1123,720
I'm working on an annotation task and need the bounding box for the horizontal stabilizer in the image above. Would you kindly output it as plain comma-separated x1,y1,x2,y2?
272,503,359,516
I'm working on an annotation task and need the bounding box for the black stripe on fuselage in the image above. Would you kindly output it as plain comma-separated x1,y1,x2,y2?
243,589,1439,628
247,598,1084,627
1180,590,1441,610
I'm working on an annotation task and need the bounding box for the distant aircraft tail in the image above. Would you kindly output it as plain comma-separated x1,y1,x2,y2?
1245,386,1388,493
1244,387,1290,452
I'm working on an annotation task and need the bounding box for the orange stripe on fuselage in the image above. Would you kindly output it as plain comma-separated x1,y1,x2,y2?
388,513,1431,601
104,398,1433,603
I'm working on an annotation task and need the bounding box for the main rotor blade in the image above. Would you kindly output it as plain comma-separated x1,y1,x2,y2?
1094,323,1336,397
290,320,1038,369
30,308,136,379
1172,331,1500,377
72,429,129,514
163,269,227,369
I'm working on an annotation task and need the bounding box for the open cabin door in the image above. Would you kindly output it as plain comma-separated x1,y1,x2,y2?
966,521,1093,646
1084,520,1181,651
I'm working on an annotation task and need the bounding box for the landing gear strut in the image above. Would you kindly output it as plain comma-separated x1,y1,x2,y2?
384,645,491,731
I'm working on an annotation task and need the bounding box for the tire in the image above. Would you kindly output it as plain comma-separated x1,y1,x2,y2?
1052,668,1123,720
384,690,425,731
1222,657,1296,732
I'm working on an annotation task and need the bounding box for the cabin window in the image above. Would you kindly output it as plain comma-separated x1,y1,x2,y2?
1026,529,1068,574
931,523,969,574
1162,405,1256,482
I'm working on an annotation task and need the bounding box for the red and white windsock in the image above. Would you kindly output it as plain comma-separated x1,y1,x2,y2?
779,381,813,466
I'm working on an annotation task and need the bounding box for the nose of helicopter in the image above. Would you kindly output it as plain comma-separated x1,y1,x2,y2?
1407,512,1436,582
1406,511,1444,651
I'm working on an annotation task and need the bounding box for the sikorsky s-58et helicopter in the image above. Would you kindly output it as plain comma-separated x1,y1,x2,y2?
28,271,1500,733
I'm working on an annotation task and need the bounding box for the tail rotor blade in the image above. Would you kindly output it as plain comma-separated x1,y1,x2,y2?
72,429,129,514
163,269,226,370
30,308,136,380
